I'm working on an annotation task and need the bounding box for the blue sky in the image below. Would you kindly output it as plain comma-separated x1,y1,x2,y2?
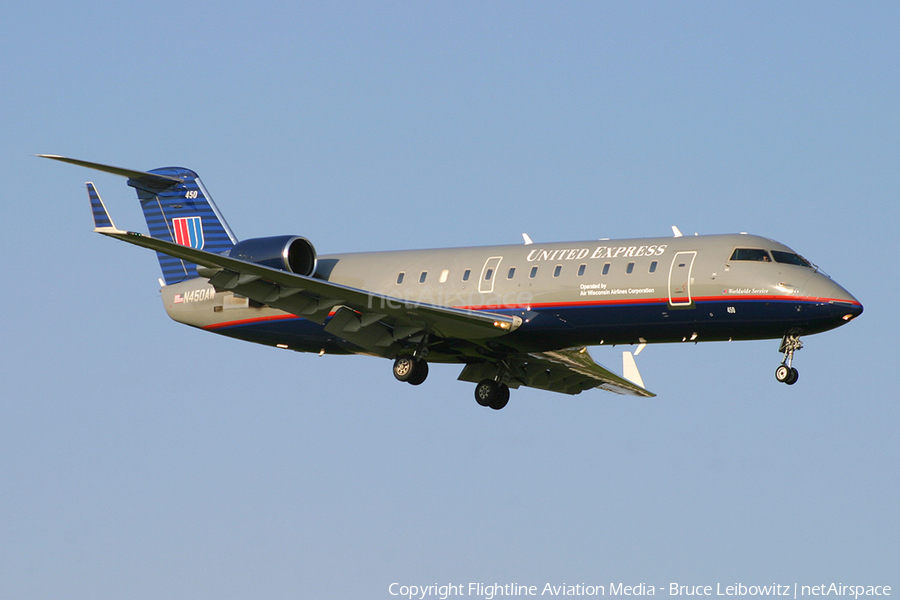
2,2,897,598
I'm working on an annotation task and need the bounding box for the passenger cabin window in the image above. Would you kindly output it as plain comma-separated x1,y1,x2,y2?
577,264,586,277
649,261,658,273
507,267,516,279
626,262,635,274
462,269,471,281
771,251,813,268
553,265,562,277
419,271,427,283
730,248,772,262
439,269,449,283
602,263,610,275
529,266,538,278
396,272,405,284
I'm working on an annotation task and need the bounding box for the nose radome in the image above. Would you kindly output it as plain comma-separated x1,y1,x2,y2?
805,274,863,321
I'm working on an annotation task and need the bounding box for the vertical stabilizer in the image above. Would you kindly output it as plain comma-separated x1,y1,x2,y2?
38,155,239,286
128,167,237,285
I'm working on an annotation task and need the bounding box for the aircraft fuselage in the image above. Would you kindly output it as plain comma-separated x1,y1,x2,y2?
161,232,861,362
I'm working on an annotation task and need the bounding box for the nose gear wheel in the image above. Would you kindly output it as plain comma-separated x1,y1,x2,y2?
776,334,803,385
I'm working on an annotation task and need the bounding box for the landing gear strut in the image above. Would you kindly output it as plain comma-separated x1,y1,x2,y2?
474,379,510,410
775,334,802,385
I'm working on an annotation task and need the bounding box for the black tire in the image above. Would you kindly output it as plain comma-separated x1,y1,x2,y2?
775,365,791,383
393,355,418,382
407,360,429,386
474,379,499,407
489,384,510,410
786,367,799,385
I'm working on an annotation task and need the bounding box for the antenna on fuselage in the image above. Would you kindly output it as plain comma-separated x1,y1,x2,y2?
671,226,683,237
522,233,534,245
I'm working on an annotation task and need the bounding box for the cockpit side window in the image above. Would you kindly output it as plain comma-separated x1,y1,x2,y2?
730,248,771,262
771,251,812,268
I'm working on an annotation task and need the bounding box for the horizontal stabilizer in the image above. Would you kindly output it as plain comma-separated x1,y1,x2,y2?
38,155,183,190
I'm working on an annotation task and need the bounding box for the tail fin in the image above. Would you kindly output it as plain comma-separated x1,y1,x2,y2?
40,155,237,285
128,166,237,284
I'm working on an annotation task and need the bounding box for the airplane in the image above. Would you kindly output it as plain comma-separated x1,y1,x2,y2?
41,155,863,409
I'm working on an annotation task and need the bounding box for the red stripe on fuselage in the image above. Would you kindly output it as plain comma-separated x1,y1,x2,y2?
204,313,302,330
199,294,857,332
460,294,857,312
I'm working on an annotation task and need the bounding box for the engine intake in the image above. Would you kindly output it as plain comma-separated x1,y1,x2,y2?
227,235,317,276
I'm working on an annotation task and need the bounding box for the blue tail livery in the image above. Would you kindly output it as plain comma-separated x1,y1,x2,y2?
42,155,237,284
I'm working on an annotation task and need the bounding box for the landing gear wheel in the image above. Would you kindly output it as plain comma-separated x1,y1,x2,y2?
776,365,800,385
775,365,791,383
786,367,799,385
406,360,429,386
474,380,510,409
474,379,499,407
489,384,510,410
393,355,418,382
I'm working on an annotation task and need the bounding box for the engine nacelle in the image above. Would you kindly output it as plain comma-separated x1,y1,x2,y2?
227,235,317,276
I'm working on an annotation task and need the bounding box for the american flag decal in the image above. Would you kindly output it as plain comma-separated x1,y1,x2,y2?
173,216,204,249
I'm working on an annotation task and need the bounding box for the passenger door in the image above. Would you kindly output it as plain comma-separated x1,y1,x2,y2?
668,251,697,307
478,256,503,294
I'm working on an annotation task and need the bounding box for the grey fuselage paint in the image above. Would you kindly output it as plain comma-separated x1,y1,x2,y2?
160,233,862,362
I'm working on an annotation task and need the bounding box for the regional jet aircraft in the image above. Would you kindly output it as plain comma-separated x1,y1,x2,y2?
42,155,863,409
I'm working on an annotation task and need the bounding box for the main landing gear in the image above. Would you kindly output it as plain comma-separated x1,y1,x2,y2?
393,355,429,386
775,334,802,386
474,379,510,410
393,355,512,410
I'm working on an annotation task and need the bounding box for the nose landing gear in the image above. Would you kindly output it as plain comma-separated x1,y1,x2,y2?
775,363,799,385
775,334,802,385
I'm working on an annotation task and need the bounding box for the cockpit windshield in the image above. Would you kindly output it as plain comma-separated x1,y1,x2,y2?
771,251,813,268
730,248,771,262
729,247,814,269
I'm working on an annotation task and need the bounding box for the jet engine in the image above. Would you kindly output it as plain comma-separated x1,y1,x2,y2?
227,235,317,276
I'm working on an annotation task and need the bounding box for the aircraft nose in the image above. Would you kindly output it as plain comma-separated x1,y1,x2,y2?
832,296,863,322
804,274,863,323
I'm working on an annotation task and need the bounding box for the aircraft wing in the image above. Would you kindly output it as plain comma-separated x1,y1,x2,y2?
458,347,656,397
95,225,653,398
93,227,522,344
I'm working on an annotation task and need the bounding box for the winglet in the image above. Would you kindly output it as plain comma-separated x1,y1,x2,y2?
86,183,126,234
622,351,646,388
